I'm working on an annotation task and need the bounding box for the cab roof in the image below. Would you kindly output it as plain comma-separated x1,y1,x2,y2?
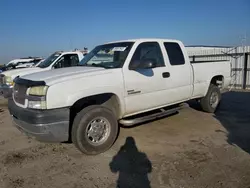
104,38,181,44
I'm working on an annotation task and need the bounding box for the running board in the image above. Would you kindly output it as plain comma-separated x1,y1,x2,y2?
119,103,188,127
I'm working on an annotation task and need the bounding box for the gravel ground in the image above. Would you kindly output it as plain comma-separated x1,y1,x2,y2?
0,91,250,188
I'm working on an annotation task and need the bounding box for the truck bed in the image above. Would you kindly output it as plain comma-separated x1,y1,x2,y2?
191,60,231,98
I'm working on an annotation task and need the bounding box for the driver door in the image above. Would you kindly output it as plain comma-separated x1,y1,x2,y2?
123,42,169,115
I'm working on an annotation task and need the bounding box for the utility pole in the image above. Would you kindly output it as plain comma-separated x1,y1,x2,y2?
240,32,246,89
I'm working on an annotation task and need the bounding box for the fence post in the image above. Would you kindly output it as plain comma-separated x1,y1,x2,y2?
243,53,248,90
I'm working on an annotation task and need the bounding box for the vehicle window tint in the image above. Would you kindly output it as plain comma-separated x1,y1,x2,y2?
16,61,30,65
55,54,79,68
32,59,42,64
129,42,165,69
70,54,79,66
16,62,24,66
164,42,185,65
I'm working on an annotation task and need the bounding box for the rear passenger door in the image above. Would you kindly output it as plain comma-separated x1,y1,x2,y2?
162,42,193,104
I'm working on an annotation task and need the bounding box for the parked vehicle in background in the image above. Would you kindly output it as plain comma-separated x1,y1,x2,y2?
0,57,43,72
0,50,85,98
8,38,231,155
15,58,44,68
5,57,41,67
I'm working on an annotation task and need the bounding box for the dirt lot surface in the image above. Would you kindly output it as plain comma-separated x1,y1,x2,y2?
0,91,250,188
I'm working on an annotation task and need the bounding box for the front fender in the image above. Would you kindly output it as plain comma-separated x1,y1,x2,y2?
46,85,126,116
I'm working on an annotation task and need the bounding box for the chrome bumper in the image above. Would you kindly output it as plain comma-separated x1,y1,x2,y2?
0,84,13,98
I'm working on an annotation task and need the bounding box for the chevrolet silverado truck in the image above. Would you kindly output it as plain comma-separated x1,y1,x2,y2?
8,38,231,155
0,50,85,98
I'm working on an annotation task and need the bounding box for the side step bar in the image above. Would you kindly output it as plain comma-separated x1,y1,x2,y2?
119,103,189,127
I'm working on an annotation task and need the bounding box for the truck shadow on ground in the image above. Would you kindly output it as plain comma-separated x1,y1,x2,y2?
189,91,250,154
109,136,152,188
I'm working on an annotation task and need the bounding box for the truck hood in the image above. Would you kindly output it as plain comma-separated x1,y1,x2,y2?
21,66,108,85
1,67,43,79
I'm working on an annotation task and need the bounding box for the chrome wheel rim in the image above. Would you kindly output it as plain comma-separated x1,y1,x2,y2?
85,117,111,146
210,91,219,108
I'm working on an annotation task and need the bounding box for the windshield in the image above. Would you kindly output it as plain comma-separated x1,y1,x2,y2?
79,42,134,69
37,52,61,68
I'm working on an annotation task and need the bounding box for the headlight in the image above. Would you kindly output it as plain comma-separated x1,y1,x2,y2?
28,86,48,96
27,86,48,109
4,76,14,86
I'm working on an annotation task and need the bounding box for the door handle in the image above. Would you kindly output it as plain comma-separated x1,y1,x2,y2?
162,72,170,78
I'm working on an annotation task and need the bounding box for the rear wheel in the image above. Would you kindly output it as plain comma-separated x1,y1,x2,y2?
200,84,221,113
71,105,118,155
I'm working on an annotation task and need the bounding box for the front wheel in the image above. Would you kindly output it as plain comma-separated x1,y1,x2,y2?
200,84,221,113
71,105,119,155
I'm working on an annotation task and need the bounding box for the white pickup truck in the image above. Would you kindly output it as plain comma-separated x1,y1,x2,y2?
0,50,85,98
8,38,231,155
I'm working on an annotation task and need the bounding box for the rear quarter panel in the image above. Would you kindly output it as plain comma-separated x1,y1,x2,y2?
191,61,231,98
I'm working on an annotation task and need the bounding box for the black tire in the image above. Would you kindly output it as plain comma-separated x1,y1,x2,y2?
71,105,118,155
200,84,221,113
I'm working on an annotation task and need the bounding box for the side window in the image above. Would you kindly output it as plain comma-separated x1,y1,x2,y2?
54,56,65,68
32,59,42,64
129,42,165,69
54,54,79,68
17,61,28,65
69,54,79,66
16,62,23,66
164,42,185,65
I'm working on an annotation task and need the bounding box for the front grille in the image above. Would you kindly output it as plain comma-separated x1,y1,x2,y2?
0,75,4,85
13,84,28,105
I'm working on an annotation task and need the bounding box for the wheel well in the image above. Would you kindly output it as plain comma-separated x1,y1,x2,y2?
67,93,121,142
210,75,224,89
